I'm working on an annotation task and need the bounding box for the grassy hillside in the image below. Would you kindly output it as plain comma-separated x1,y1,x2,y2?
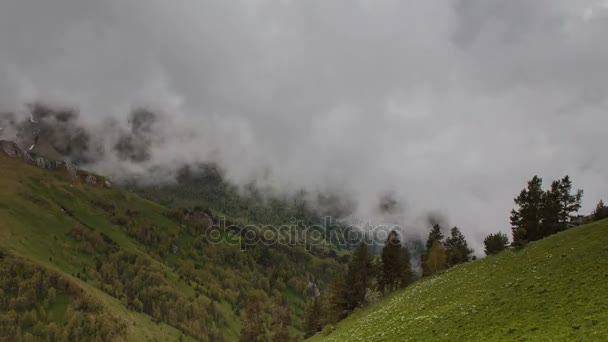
0,152,345,341
0,153,194,341
310,219,608,341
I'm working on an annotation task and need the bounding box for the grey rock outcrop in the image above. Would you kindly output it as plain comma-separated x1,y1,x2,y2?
84,175,97,185
33,156,66,169
184,211,213,229
307,281,321,298
65,162,78,177
0,140,33,162
1,139,108,188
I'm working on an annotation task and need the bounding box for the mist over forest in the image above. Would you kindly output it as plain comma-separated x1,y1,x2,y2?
2,0,608,255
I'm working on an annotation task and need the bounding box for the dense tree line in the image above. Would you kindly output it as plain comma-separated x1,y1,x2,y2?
482,175,604,255
421,225,473,276
303,223,477,337
303,230,428,337
510,175,583,246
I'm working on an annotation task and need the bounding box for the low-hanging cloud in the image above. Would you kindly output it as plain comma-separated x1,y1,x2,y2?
1,0,607,252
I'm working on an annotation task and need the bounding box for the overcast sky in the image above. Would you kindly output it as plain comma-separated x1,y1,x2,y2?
1,0,607,251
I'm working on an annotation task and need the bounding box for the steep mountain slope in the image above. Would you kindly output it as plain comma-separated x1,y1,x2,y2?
0,146,345,341
0,152,193,341
310,219,608,341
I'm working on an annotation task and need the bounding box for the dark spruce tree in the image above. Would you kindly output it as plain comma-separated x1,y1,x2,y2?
379,230,404,292
510,176,544,245
399,245,414,288
540,180,562,237
444,227,473,267
303,298,323,338
593,200,608,221
327,276,350,321
344,242,373,311
321,242,372,321
483,232,509,255
557,175,583,230
425,224,444,251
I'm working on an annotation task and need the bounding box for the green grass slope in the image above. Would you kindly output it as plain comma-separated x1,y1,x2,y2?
311,219,608,341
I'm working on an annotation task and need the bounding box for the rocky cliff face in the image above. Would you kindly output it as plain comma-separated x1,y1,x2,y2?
0,140,33,161
0,139,110,188
183,210,213,229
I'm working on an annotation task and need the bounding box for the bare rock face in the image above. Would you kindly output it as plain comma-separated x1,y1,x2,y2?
84,175,97,185
1,139,108,189
184,211,213,229
33,156,48,169
307,281,321,298
33,156,65,169
64,162,78,177
0,140,33,162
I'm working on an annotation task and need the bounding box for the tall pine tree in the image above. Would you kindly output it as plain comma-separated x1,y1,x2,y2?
510,176,544,244
425,224,444,251
593,200,608,221
344,242,372,311
303,298,323,338
444,227,473,267
540,180,561,237
379,230,403,292
399,245,414,288
557,175,583,230
318,243,371,321
327,276,349,321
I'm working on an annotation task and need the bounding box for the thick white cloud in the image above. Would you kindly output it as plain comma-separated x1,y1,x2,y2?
1,0,607,251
